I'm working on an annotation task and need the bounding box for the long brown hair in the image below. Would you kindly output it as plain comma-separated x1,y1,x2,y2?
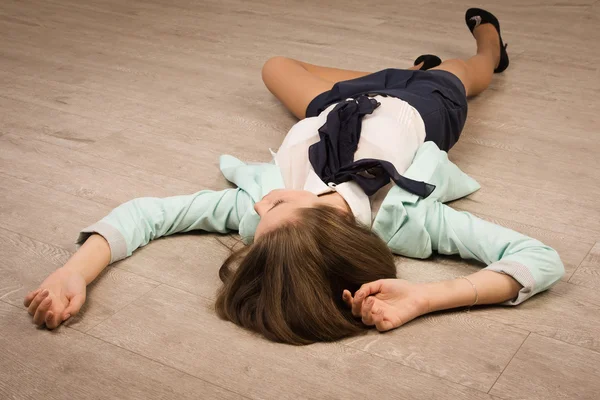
215,205,396,345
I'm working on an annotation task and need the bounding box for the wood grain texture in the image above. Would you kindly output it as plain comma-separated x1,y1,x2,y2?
0,133,200,207
88,284,493,400
344,312,528,392
0,174,111,248
0,96,120,149
0,302,243,400
0,228,70,302
115,233,233,299
450,147,600,240
569,242,600,290
1,0,599,398
489,334,600,400
476,282,600,352
395,254,482,283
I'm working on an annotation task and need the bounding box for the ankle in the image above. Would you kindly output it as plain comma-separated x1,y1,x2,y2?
474,25,501,68
473,23,498,42
477,48,501,69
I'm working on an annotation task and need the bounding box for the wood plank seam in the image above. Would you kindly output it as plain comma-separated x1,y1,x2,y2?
478,312,600,356
72,280,165,333
567,242,597,283
487,332,531,394
342,333,507,395
0,133,200,203
83,323,254,400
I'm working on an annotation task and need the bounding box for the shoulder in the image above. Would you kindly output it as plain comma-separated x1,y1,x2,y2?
218,155,285,201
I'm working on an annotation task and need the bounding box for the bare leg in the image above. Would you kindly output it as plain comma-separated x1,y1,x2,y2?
431,23,500,97
261,57,337,120
298,59,423,81
261,57,422,119
295,60,372,82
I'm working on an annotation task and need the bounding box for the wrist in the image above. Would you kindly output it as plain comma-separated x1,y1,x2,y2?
59,264,86,277
407,282,435,316
62,234,111,284
423,278,476,313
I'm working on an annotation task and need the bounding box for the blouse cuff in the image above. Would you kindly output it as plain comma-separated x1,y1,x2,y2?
76,221,128,264
484,260,536,306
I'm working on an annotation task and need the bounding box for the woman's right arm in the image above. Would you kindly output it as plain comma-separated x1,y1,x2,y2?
24,187,253,328
79,188,253,263
24,234,111,329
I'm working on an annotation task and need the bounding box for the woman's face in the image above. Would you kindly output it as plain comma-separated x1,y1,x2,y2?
254,189,321,239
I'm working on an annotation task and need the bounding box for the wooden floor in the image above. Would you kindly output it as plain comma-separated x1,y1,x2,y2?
1,0,599,398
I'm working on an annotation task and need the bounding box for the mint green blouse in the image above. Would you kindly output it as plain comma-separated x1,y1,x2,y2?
77,142,564,305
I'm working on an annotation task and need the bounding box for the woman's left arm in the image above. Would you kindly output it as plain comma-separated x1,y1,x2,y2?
344,271,523,332
424,201,565,305
346,201,565,331
423,270,523,312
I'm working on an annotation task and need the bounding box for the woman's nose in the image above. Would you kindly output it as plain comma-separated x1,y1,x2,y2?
254,200,266,216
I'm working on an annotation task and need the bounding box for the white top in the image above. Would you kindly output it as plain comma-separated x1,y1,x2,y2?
274,95,426,227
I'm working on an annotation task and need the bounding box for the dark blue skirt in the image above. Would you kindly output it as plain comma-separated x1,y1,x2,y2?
306,69,468,152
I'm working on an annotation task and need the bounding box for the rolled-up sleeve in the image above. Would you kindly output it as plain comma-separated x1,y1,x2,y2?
76,188,253,264
424,201,565,305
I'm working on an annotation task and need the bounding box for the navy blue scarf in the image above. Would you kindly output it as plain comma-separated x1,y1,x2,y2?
308,95,435,198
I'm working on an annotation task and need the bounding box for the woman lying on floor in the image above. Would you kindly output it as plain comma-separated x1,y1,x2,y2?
25,8,564,345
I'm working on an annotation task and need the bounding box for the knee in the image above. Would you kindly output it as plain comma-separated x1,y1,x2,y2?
261,56,291,83
437,58,472,95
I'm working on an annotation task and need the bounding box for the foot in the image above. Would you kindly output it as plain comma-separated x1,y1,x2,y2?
473,24,501,69
465,8,509,73
413,54,442,70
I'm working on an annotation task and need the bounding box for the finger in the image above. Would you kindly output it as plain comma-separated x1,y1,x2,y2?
352,280,385,317
45,311,61,330
33,297,52,326
63,294,85,319
351,291,364,317
373,306,404,332
23,288,41,307
27,289,49,315
370,307,385,328
361,297,376,325
364,298,403,332
342,290,353,308
353,280,385,305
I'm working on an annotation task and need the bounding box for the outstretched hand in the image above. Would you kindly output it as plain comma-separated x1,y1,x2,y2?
24,268,87,329
342,279,431,332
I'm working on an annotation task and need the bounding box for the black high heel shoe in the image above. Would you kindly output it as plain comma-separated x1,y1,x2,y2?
465,8,509,73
